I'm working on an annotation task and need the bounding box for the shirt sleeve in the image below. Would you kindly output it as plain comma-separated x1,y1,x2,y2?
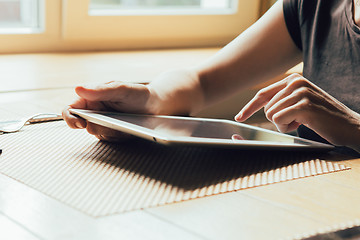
283,0,303,50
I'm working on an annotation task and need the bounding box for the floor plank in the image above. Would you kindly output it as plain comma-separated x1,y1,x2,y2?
242,173,360,227
318,159,360,191
147,190,328,240
0,174,202,240
0,212,39,240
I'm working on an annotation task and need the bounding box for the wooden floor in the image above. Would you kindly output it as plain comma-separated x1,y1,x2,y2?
0,49,358,240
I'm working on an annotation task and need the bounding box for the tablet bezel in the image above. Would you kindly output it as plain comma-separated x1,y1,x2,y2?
69,109,334,151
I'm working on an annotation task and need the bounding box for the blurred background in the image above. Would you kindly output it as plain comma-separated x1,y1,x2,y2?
0,0,282,122
0,0,277,53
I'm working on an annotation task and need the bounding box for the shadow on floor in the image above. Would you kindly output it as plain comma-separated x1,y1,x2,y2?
81,139,328,191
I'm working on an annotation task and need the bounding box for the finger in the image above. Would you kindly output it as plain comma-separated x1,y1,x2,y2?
76,82,148,102
75,83,152,114
286,121,301,132
62,98,89,129
264,87,292,114
62,106,87,129
86,122,134,141
231,134,245,141
265,92,303,122
274,120,301,133
75,83,121,102
235,80,288,122
271,100,308,132
96,134,134,142
264,75,311,113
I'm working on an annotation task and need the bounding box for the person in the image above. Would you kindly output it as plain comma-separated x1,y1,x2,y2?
63,0,360,156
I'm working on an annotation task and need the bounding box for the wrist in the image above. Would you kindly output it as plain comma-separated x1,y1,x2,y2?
147,69,204,116
347,112,360,154
349,128,360,154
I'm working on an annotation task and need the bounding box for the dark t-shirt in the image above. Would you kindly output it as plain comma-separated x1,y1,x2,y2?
283,0,360,156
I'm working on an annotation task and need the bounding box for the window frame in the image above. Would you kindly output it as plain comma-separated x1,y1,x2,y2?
0,0,262,53
0,0,62,53
0,0,44,34
62,0,260,49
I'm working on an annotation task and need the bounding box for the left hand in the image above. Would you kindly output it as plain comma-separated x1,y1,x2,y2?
62,81,156,141
235,74,360,150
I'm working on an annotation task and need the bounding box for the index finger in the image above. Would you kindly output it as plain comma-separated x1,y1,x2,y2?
235,79,287,122
62,97,88,129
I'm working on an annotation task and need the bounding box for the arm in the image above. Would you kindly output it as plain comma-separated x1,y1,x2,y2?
63,0,302,139
191,0,302,112
136,0,302,116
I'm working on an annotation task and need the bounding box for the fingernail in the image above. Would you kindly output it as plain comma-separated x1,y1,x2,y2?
75,122,83,129
235,112,242,121
76,84,91,91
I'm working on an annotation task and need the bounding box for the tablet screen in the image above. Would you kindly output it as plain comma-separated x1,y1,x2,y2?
102,112,311,145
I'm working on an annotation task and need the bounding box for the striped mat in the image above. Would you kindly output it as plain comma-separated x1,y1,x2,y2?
0,121,349,217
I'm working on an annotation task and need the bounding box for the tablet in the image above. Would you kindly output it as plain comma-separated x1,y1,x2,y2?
69,109,334,151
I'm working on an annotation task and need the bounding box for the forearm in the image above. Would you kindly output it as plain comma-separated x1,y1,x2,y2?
148,1,302,117
195,1,302,108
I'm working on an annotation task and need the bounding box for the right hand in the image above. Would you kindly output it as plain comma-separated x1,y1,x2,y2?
62,81,159,141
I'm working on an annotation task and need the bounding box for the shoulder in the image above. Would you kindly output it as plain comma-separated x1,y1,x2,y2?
283,0,322,21
284,0,340,22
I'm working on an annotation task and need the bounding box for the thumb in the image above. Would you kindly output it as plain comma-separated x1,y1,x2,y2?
75,82,153,113
75,82,145,102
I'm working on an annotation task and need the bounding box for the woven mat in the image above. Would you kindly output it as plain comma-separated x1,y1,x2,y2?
0,121,349,217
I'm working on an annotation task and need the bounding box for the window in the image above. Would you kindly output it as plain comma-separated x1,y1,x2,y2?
63,0,259,49
89,0,236,15
0,0,43,34
0,0,263,53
